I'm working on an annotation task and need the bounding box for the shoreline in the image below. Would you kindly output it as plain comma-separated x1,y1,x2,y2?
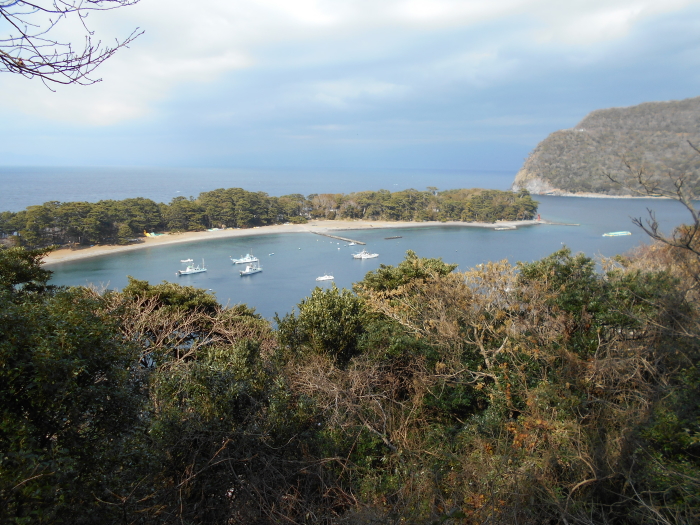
534,192,669,199
42,219,543,266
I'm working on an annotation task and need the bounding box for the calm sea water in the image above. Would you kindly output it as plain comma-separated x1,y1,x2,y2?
0,166,515,212
5,166,691,319
46,195,693,320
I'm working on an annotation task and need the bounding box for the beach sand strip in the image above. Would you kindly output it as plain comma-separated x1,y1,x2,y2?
42,219,543,266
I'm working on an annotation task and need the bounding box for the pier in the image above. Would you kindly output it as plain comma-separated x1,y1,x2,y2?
541,220,580,226
309,231,366,245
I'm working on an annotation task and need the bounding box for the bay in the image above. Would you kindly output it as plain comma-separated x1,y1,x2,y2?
47,196,693,320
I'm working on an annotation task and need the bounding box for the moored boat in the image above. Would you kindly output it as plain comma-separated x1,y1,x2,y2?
231,252,259,264
602,231,632,237
240,262,262,276
352,249,379,259
177,260,207,276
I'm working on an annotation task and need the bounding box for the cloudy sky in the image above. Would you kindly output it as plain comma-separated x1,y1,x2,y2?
2,0,700,173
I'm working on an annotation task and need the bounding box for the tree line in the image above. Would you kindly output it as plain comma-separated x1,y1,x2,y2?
0,187,538,248
1,232,698,523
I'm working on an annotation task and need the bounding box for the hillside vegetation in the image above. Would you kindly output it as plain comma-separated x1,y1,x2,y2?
1,219,699,523
512,96,700,195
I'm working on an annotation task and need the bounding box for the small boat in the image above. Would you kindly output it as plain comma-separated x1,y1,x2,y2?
348,242,356,246
240,262,262,276
231,252,259,264
384,236,402,240
316,274,334,281
603,231,632,237
494,226,515,231
180,258,193,263
177,260,207,276
352,249,379,260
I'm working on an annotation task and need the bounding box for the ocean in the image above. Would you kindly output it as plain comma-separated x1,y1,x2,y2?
0,166,515,212
3,166,692,320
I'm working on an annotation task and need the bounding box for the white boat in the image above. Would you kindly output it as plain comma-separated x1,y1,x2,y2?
352,249,379,259
177,260,207,276
231,252,259,264
603,231,632,237
180,258,193,263
316,274,334,281
348,242,356,246
240,262,262,276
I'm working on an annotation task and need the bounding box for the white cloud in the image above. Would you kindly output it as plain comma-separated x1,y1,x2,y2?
527,0,694,44
0,0,696,126
428,49,519,89
313,79,409,108
396,0,520,25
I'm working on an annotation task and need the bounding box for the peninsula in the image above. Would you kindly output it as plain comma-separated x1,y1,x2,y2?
1,187,539,254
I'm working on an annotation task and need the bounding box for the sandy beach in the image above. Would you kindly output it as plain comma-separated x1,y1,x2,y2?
42,219,543,266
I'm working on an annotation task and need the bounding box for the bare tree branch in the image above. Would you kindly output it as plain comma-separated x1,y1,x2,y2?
0,1,142,86
606,140,700,258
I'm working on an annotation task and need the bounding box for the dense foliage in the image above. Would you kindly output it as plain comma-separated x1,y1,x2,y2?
513,97,700,195
1,225,698,523
0,187,538,249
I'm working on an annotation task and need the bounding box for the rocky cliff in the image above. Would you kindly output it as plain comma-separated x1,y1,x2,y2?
512,97,700,196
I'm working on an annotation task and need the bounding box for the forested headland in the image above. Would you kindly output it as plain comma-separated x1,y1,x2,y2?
1,212,699,523
0,187,538,248
512,97,700,195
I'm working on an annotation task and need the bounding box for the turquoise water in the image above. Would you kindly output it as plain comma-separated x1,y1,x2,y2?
47,196,694,320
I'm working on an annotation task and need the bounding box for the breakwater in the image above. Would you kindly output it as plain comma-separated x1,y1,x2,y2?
309,231,366,245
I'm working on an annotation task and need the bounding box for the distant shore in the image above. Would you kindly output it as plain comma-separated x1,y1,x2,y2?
535,192,668,199
42,218,543,266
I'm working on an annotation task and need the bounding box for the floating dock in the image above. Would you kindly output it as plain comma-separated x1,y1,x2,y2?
309,231,366,245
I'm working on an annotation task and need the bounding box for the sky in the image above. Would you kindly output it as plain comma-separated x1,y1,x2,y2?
1,0,700,173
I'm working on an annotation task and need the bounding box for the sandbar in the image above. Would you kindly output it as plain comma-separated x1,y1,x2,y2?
42,219,543,266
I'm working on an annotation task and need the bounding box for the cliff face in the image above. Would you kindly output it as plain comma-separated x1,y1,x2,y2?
512,97,700,196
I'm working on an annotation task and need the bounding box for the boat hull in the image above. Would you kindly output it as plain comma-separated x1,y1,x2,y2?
352,249,379,259
240,262,262,275
177,259,207,275
177,268,206,275
231,253,259,264
603,231,632,237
